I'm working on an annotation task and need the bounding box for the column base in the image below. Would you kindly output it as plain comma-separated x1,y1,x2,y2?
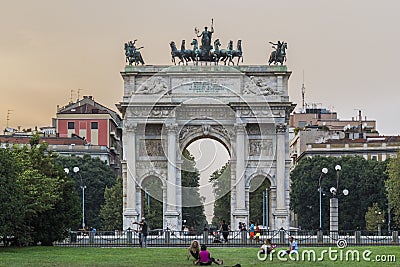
233,209,248,230
273,209,289,231
165,210,180,231
123,209,139,230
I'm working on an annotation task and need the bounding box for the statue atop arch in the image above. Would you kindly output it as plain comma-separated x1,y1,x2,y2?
169,19,243,65
268,41,287,65
124,39,145,66
196,19,214,51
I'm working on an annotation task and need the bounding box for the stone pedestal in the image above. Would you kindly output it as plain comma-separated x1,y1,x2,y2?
330,198,339,241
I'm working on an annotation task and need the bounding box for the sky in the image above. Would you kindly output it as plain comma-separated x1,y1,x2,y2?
1,0,399,135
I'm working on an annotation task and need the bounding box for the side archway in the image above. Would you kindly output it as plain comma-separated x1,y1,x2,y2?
139,174,166,229
247,172,274,230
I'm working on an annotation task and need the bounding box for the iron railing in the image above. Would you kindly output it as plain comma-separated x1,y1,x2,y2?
54,229,400,247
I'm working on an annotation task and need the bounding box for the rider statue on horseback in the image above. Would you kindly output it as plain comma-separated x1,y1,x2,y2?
124,39,145,66
268,40,287,65
269,41,283,61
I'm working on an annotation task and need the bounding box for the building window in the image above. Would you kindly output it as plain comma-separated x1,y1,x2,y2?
91,122,98,129
68,122,75,129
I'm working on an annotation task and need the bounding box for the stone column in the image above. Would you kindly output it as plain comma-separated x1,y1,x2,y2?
233,123,248,227
165,123,179,230
273,123,289,230
330,197,339,241
123,121,138,230
162,186,167,230
175,159,183,230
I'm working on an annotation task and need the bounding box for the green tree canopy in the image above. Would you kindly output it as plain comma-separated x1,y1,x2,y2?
181,149,207,231
0,137,80,246
290,156,388,230
100,176,123,231
365,202,385,232
57,155,116,230
249,176,270,226
210,163,231,226
386,151,400,227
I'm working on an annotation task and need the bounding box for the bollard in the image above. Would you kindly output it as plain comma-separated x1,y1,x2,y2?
355,231,361,244
203,230,208,244
89,231,95,244
279,230,285,244
392,231,398,243
127,229,132,244
165,230,170,244
241,230,247,244
317,230,323,243
70,232,77,243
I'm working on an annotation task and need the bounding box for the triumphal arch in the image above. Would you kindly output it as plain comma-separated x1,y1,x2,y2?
118,63,295,231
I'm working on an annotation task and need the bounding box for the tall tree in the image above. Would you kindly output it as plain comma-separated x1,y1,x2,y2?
290,156,388,230
249,176,270,225
365,202,385,232
57,155,116,229
386,151,400,227
100,176,123,231
0,147,25,246
210,163,231,226
0,136,79,246
141,176,163,230
181,149,207,231
23,136,80,245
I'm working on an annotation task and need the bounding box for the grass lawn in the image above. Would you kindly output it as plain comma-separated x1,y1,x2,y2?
0,246,398,266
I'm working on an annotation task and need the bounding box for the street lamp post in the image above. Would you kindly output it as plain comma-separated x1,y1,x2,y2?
64,167,86,230
329,165,349,237
319,168,328,230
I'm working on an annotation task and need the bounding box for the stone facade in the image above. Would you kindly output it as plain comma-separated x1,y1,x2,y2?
118,65,295,231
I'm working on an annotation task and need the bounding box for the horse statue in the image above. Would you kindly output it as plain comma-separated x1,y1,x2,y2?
268,41,287,65
170,41,185,65
211,39,230,65
124,40,145,66
190,39,201,64
220,40,234,65
231,40,243,65
180,40,195,64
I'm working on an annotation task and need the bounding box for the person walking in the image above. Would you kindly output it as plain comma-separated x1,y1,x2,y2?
220,220,229,243
249,221,255,241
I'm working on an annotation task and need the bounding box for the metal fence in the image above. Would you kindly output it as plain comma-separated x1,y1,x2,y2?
54,229,400,247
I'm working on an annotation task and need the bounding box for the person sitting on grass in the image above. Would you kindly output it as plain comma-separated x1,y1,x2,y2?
259,238,275,255
187,240,200,263
284,236,298,255
196,244,223,265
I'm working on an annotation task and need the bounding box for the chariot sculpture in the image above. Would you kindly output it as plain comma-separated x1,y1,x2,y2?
170,19,243,66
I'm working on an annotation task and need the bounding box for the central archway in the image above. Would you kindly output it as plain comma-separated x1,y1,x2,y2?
186,138,230,229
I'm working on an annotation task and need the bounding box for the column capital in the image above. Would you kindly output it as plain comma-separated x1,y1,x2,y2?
275,123,287,133
125,121,138,132
234,123,247,133
165,123,178,133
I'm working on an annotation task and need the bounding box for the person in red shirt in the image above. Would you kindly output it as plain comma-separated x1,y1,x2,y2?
196,244,223,265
